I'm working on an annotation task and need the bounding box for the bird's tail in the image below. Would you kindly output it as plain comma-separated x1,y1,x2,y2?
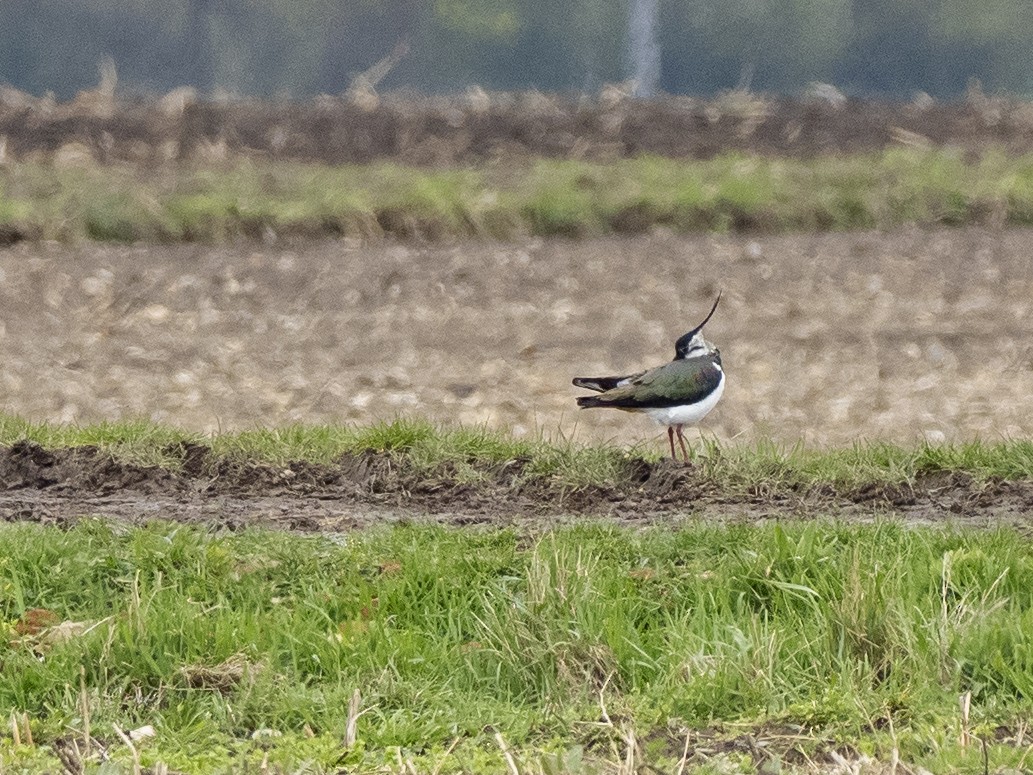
572,376,623,392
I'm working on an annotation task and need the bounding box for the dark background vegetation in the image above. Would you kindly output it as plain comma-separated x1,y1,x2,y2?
3,0,1033,100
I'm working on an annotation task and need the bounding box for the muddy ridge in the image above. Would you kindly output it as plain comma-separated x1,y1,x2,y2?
2,441,1031,531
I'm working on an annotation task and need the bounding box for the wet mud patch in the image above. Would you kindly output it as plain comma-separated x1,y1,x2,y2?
0,442,1030,531
0,440,182,494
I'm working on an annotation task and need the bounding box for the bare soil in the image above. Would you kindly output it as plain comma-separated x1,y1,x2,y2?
5,93,1033,166
1,440,1031,531
0,226,1031,528
2,228,1031,444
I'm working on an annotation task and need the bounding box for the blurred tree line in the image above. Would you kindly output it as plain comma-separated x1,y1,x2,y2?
2,0,1032,99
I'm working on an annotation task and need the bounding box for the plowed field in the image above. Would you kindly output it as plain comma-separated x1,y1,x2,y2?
0,227,1031,526
2,228,1030,443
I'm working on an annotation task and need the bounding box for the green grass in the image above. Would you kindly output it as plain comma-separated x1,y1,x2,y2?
3,520,1033,773
0,418,1031,771
0,414,1031,493
5,148,1033,242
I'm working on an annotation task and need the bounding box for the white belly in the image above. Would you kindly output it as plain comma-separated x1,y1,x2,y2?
641,374,724,427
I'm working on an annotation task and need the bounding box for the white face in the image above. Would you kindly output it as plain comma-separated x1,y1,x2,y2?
680,334,714,359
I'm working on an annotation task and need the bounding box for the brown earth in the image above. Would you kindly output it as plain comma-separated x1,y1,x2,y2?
1,440,1032,531
0,227,1031,527
4,91,1033,166
1,228,1031,445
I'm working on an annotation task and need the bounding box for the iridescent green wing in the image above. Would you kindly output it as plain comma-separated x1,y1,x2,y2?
589,357,722,409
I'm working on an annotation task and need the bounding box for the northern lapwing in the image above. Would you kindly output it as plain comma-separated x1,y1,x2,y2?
573,294,724,462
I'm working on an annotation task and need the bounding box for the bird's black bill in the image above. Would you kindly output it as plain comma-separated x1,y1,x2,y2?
687,292,721,338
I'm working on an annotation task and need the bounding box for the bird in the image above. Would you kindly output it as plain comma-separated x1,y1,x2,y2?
573,294,724,463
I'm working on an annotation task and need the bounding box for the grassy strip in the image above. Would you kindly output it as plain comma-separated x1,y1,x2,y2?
0,414,1031,490
3,519,1033,773
3,148,1033,242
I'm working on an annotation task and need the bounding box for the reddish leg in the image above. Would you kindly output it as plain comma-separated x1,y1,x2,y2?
676,425,691,464
667,426,677,460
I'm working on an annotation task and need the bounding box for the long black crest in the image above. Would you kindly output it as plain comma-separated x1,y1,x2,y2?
688,292,721,337
674,292,721,358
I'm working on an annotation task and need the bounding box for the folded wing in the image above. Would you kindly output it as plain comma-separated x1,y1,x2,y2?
575,359,722,409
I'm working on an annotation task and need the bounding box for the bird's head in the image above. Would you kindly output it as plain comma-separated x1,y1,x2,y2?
674,293,721,361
